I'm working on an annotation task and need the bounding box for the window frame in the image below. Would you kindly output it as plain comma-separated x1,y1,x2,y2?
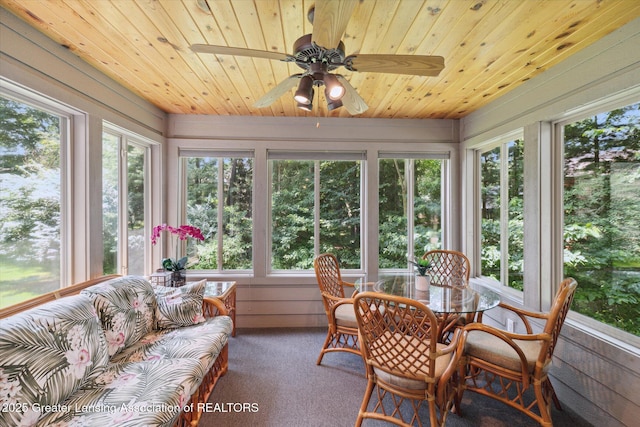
266,150,366,274
553,96,640,345
377,152,450,272
0,82,76,290
473,131,525,298
102,122,155,276
178,149,255,273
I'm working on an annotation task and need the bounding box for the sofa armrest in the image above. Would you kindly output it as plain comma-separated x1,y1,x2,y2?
202,297,229,317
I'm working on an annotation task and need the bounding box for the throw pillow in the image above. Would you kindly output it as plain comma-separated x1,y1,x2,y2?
154,280,207,329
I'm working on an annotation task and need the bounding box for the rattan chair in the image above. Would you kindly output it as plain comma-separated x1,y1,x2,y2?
313,253,361,365
353,291,461,427
421,249,471,286
422,249,472,341
456,278,578,427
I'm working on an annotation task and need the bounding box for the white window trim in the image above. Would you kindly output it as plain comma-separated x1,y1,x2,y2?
473,130,525,301
1,80,80,287
551,96,640,346
178,151,255,273
103,122,156,276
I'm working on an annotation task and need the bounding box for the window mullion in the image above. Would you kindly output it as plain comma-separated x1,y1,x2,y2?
118,137,128,275
407,159,415,258
314,160,320,255
500,143,509,288
217,158,224,271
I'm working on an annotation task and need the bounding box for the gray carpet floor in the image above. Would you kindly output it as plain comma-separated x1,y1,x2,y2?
198,328,593,427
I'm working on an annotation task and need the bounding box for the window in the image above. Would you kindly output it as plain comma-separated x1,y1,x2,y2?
102,126,151,276
269,152,363,271
0,94,67,308
378,156,444,269
182,153,253,271
561,102,640,336
480,138,524,290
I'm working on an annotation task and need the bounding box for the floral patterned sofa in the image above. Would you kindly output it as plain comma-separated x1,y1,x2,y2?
0,275,232,427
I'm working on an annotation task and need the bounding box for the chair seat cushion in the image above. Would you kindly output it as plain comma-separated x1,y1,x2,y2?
334,302,358,328
372,336,451,390
465,330,545,373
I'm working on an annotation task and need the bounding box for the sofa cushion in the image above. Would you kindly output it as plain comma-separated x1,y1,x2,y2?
35,358,205,427
154,280,207,329
81,276,156,357
110,316,233,372
0,295,109,427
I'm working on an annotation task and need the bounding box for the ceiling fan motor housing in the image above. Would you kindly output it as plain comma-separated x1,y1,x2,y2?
293,34,345,73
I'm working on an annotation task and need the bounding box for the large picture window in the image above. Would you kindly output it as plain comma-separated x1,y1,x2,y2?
378,157,443,269
0,95,66,308
480,138,524,291
269,152,363,271
561,102,640,336
182,153,253,271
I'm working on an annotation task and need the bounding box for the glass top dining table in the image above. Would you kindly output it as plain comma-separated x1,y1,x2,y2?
359,273,501,314
357,273,501,342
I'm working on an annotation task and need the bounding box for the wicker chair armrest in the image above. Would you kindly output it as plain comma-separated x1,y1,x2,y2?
497,302,549,334
342,280,356,288
463,322,551,389
202,297,229,317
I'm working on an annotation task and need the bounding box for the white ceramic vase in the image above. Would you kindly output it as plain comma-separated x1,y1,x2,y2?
415,274,430,291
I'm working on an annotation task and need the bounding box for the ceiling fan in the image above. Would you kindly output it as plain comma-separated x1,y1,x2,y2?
191,0,444,115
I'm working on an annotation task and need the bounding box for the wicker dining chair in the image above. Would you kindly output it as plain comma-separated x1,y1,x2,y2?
456,278,578,427
421,249,471,286
422,249,472,341
353,291,461,427
313,253,361,365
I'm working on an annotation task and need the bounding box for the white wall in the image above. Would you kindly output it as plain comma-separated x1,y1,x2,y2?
460,17,640,427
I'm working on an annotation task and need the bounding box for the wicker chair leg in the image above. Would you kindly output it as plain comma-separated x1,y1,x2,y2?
535,380,554,427
355,378,375,427
316,329,334,365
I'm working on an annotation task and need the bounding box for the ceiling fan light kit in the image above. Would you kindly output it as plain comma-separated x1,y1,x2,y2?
191,1,444,115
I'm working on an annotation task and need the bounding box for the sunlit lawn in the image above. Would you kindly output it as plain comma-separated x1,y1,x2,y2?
0,262,59,309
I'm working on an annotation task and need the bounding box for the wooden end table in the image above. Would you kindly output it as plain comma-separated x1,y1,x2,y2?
203,281,237,336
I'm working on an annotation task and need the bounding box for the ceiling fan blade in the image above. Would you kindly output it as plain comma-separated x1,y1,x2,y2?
345,54,445,76
191,44,293,62
253,75,303,108
336,75,368,115
311,0,358,49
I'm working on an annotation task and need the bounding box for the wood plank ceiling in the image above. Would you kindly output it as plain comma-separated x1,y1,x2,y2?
2,0,639,119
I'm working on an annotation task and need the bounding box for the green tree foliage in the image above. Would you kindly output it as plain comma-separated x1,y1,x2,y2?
186,157,253,270
563,103,640,335
379,159,442,269
0,98,60,263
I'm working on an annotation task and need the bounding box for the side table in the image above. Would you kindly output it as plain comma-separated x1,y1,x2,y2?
203,281,237,336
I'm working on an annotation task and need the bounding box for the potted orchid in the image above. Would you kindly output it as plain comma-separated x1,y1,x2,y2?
151,224,205,286
409,257,431,290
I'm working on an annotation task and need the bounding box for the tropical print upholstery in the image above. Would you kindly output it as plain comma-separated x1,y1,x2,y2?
36,358,205,427
110,316,232,372
0,295,110,427
154,280,207,329
1,276,232,426
81,276,156,357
